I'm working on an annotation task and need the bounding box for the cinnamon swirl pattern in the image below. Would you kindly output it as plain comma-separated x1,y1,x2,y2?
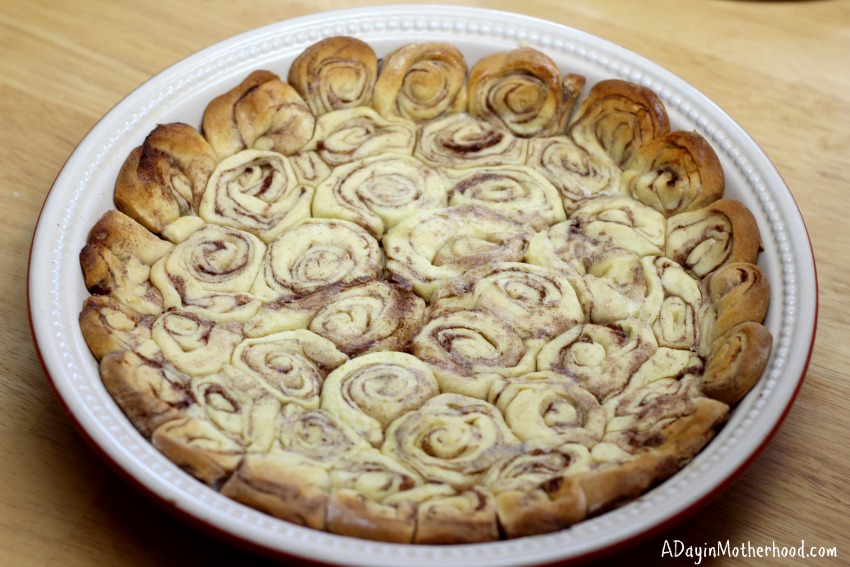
79,36,773,544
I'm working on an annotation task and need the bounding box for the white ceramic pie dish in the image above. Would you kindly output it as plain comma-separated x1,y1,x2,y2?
29,5,817,566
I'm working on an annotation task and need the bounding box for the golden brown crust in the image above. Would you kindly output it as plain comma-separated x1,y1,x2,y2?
114,123,217,235
99,350,192,438
414,488,500,544
79,295,151,361
495,476,587,539
666,198,764,279
202,70,315,159
705,261,771,345
568,79,670,168
702,322,773,405
220,453,331,529
326,489,416,543
622,130,725,217
577,452,677,516
288,36,378,115
468,47,570,138
373,42,468,123
80,210,173,315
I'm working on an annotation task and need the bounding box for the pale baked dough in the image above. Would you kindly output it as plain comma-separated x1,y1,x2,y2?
79,36,773,544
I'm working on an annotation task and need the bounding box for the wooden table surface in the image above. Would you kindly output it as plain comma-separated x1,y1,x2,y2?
2,1,848,565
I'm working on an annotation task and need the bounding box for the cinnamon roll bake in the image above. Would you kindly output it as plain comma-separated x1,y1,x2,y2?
79,37,772,544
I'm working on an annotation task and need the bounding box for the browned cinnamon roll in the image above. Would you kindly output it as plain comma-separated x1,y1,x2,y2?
568,79,670,169
202,70,315,159
373,42,468,123
114,123,217,236
414,113,528,169
288,36,378,115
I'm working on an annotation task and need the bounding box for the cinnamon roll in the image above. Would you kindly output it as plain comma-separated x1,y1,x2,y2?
274,405,370,464
489,371,606,445
568,79,670,168
151,310,243,376
190,365,281,453
570,196,667,257
79,295,153,361
251,218,383,303
666,198,763,279
639,256,704,350
80,210,174,315
151,415,245,487
307,280,426,357
231,329,348,410
303,107,417,167
481,438,592,494
414,488,500,544
702,322,772,405
98,349,194,438
442,165,566,230
382,393,520,491
411,309,542,398
383,205,535,300
494,474,587,539
114,123,217,236
149,224,265,322
320,352,440,447
525,135,623,214
221,452,331,530
312,154,449,238
702,261,771,352
373,42,468,123
582,246,649,323
202,70,315,159
198,149,313,243
288,36,378,115
536,320,658,402
428,262,583,340
414,113,528,169
622,130,724,217
467,47,570,138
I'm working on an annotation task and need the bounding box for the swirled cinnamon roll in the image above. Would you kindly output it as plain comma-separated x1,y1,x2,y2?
467,47,570,138
80,210,174,315
701,261,771,353
443,165,566,230
190,365,281,453
639,256,703,350
382,393,520,490
428,262,583,340
702,322,772,405
98,350,194,438
568,79,670,169
383,205,535,300
330,448,427,501
151,310,243,376
231,329,348,410
274,405,370,464
373,42,468,123
320,352,439,447
489,372,606,445
303,107,417,167
288,36,378,115
666,198,763,279
414,487,500,544
114,123,217,236
151,414,245,487
251,218,383,303
537,320,658,402
149,224,265,322
481,438,592,494
312,154,449,238
411,309,542,398
221,452,332,530
198,149,313,243
526,135,623,214
622,130,724,217
308,280,426,356
583,246,650,323
80,295,154,361
570,197,667,257
202,70,315,160
414,113,528,169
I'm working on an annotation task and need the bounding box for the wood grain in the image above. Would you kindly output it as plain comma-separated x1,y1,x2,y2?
2,1,847,565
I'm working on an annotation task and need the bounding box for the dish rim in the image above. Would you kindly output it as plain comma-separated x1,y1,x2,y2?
27,5,818,566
